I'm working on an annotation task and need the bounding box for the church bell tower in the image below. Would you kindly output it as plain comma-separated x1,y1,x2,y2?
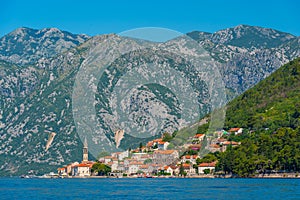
83,137,88,162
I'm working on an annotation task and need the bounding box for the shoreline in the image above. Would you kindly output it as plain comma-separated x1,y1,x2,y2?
16,173,300,179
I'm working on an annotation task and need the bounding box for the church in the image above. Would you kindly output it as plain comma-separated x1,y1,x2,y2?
71,137,95,176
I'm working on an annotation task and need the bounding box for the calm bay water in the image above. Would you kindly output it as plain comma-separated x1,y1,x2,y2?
0,178,299,199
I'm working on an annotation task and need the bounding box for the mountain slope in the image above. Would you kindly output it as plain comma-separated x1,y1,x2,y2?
0,27,90,65
224,57,300,131
213,58,300,177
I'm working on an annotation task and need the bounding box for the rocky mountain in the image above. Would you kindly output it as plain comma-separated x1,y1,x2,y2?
188,25,300,94
189,24,296,49
0,25,299,176
0,27,89,65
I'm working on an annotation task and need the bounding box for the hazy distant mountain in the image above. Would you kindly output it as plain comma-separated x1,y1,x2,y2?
0,25,299,176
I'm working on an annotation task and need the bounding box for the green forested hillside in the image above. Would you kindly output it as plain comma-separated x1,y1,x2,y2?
224,57,300,131
214,58,300,176
216,127,300,176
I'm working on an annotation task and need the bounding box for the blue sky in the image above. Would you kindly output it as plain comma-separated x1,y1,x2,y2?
1,0,299,37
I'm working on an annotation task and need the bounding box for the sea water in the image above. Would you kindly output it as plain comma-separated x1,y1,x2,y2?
0,178,299,199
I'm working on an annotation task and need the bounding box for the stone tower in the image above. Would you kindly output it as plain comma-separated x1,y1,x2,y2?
83,137,88,162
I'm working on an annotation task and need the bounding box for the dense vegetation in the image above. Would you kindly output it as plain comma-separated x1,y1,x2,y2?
91,162,111,176
217,128,300,177
199,58,300,176
224,58,300,131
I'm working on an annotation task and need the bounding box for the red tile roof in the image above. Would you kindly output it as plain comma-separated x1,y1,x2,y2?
210,144,220,148
154,150,176,155
199,162,216,167
194,134,205,138
223,141,239,145
182,155,198,159
74,163,93,168
182,163,191,169
147,141,154,147
228,128,241,132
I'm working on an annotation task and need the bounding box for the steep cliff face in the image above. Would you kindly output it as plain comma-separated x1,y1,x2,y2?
0,25,299,176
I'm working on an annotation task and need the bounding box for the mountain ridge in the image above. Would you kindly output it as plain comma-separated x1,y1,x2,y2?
0,27,90,65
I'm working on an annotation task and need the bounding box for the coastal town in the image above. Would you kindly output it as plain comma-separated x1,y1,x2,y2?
52,128,243,178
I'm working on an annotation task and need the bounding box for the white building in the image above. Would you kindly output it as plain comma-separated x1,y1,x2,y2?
72,163,93,176
198,162,216,174
158,141,169,150
193,134,205,143
228,128,243,135
180,155,198,164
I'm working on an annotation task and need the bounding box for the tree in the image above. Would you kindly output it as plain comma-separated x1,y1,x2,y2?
196,153,217,165
203,169,210,174
92,162,111,176
179,163,186,177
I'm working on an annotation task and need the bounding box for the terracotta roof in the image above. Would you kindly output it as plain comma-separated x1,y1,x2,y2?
170,165,178,170
223,141,239,145
182,163,191,169
210,144,220,148
147,141,154,147
151,164,163,167
154,150,176,155
182,155,198,159
153,138,163,142
228,128,241,132
74,163,92,168
199,162,216,167
194,134,205,138
158,141,166,145
164,166,171,170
